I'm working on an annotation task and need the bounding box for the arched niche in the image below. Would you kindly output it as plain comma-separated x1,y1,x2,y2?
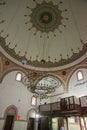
27,108,36,120
66,65,87,89
27,108,36,130
4,105,18,119
0,67,28,83
68,68,87,97
3,105,18,130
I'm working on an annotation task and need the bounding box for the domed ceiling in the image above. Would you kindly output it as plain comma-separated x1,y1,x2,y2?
0,0,87,70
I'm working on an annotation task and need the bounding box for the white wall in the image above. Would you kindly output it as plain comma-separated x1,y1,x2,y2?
0,68,87,130
0,68,87,120
13,121,27,130
0,120,4,130
50,68,87,101
0,70,36,120
68,68,87,97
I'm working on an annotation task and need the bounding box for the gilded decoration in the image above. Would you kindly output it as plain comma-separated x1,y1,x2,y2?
29,2,63,33
0,36,87,68
0,0,87,68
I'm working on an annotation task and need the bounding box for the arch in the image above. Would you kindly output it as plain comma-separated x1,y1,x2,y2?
31,73,65,99
0,67,28,83
27,108,36,130
34,73,65,89
66,65,87,91
4,105,18,120
27,108,36,120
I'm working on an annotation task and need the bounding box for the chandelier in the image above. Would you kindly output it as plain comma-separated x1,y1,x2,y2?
21,74,62,99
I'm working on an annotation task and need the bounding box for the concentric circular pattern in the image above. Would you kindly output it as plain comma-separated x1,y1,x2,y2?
0,0,86,69
30,2,63,33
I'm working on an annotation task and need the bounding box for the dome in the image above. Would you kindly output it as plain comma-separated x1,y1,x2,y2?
0,0,87,71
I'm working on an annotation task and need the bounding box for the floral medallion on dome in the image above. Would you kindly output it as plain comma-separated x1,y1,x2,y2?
30,2,63,33
0,0,86,69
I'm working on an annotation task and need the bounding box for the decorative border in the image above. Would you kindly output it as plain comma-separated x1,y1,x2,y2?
30,2,63,33
0,36,87,68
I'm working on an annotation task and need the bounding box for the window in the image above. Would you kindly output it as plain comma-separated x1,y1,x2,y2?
16,72,22,81
77,70,84,81
31,95,37,106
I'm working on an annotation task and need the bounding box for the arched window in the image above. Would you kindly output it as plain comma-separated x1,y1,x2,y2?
15,72,22,81
31,95,37,106
77,70,84,81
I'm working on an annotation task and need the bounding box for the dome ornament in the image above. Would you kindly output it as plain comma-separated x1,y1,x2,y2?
25,1,68,37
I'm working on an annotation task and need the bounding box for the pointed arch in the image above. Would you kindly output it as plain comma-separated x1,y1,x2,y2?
4,105,18,119
0,67,28,83
66,65,87,91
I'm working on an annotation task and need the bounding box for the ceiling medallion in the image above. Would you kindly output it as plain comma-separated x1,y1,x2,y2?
0,0,86,69
30,2,63,33
25,1,67,37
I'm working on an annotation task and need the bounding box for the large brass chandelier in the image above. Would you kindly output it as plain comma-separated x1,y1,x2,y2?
21,74,62,99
